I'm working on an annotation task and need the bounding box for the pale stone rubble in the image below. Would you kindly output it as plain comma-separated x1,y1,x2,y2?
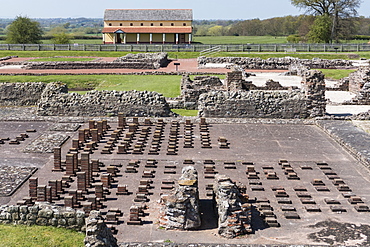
213,175,252,238
159,166,201,230
84,211,118,247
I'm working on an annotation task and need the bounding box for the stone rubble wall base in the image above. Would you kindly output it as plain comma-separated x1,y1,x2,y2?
345,68,370,105
0,82,46,106
0,202,85,231
198,56,352,70
84,211,118,247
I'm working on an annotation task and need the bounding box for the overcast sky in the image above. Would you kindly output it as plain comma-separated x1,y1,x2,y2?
0,0,369,19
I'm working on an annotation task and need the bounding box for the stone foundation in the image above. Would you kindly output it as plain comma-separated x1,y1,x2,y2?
344,68,370,104
198,57,352,70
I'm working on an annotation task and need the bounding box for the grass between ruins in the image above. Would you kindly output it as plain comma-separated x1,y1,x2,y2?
171,109,199,116
0,75,182,98
317,69,357,80
1,51,370,59
0,225,84,247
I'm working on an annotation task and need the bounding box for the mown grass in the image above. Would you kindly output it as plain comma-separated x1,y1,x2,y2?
0,225,84,247
317,69,356,80
171,109,199,116
28,57,96,62
193,36,288,44
0,50,369,60
0,75,182,98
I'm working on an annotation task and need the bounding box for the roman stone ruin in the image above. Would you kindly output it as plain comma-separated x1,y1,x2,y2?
213,175,252,238
198,56,353,70
84,210,118,247
159,166,201,230
0,82,46,106
197,70,326,118
0,202,86,231
342,67,370,105
22,52,169,70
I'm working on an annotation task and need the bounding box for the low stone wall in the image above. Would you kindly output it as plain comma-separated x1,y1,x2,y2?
23,53,170,70
37,82,173,117
344,68,370,104
0,202,85,231
113,52,170,68
0,82,46,106
198,56,352,70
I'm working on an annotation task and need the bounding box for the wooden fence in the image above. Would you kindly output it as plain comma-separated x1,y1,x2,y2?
0,43,370,52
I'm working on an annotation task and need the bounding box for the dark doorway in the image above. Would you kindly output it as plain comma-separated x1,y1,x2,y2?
179,34,186,43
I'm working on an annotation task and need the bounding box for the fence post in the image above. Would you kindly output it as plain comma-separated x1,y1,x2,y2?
258,45,261,52
323,44,326,52
307,44,310,52
357,44,359,52
275,45,277,52
22,44,25,51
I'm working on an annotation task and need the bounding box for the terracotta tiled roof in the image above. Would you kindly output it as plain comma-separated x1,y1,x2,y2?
102,26,192,34
104,9,193,21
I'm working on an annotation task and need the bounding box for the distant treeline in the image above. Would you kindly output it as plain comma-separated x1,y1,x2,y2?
193,15,370,40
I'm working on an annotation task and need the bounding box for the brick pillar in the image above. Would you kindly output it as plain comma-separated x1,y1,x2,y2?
48,180,59,200
65,154,75,175
68,190,79,207
102,120,108,131
72,152,79,173
97,121,103,135
80,152,91,186
89,120,96,130
53,147,63,172
101,173,111,189
118,113,126,129
133,117,139,125
46,186,52,203
91,159,100,173
77,172,87,193
64,195,74,208
56,179,64,194
78,129,85,143
91,129,99,143
29,177,38,200
37,185,46,202
72,139,80,150
94,182,104,200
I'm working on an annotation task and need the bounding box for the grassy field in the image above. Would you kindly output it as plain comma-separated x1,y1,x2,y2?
0,50,369,60
193,36,288,44
0,225,84,247
0,75,182,97
29,57,97,62
317,69,356,80
171,109,199,116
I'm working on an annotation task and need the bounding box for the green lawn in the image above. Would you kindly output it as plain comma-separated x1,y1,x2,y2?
171,109,198,116
0,75,182,98
317,69,356,80
0,225,84,247
29,57,97,62
193,36,288,44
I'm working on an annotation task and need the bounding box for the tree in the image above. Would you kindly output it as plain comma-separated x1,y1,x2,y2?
291,0,361,42
51,33,72,44
6,16,43,44
308,14,332,43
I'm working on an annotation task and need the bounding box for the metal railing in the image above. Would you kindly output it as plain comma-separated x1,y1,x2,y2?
0,43,369,52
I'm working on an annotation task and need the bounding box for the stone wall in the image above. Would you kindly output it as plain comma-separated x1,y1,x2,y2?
0,202,85,231
198,70,326,119
159,166,201,230
36,82,173,117
84,211,118,247
198,90,309,118
213,175,252,238
198,56,352,70
24,53,169,70
0,82,46,106
179,74,224,109
344,68,370,105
